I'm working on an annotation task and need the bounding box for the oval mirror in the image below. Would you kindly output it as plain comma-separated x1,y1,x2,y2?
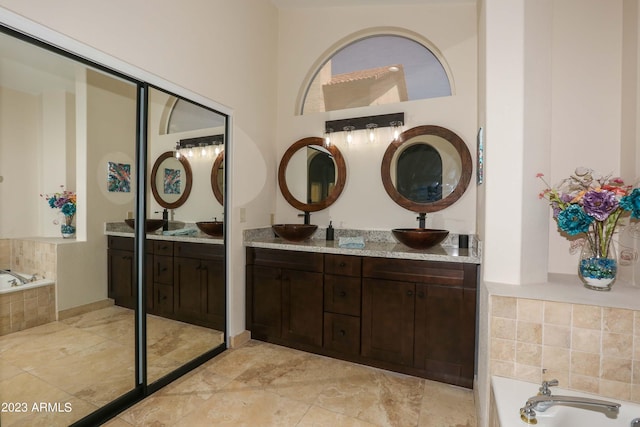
210,150,224,205
278,136,347,212
150,151,193,209
381,125,472,213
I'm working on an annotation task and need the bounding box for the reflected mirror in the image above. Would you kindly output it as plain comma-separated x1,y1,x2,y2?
150,151,193,209
278,136,347,212
381,125,472,213
211,151,224,205
146,87,226,388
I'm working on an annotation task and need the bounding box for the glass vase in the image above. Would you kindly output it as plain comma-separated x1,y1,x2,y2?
61,214,76,238
578,239,617,291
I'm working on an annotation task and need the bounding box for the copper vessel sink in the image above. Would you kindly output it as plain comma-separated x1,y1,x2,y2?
272,224,318,242
196,221,224,237
124,218,165,233
392,228,449,250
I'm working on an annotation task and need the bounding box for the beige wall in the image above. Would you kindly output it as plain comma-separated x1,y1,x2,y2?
276,3,478,233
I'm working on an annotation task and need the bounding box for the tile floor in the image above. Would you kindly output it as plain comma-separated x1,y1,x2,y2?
0,307,477,426
105,340,477,427
0,306,223,426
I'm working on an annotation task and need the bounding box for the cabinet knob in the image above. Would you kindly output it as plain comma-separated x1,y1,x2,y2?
339,291,347,297
339,262,346,267
418,291,425,298
407,290,414,297
339,329,346,336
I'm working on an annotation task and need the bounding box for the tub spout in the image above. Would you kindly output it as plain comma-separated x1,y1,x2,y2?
520,394,620,424
0,270,28,285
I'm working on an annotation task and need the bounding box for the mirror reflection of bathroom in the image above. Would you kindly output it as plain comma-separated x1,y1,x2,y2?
145,87,227,385
0,28,139,425
285,144,336,204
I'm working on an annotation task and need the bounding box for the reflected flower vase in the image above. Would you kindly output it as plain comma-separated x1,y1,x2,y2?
578,239,617,291
61,214,76,238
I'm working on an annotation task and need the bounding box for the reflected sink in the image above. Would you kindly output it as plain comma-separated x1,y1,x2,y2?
392,228,449,250
272,224,318,242
124,218,165,232
196,221,224,237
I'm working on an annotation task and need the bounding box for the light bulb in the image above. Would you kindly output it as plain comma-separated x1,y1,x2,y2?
324,130,332,147
343,126,355,144
366,123,377,142
187,146,194,158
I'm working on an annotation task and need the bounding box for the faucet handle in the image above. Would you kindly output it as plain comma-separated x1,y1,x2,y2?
538,379,559,396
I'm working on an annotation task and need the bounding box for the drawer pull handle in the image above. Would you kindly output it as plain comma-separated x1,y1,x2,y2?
339,262,346,267
339,291,347,297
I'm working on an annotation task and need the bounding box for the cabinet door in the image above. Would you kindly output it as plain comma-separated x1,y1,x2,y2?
108,249,135,309
202,258,225,330
414,284,476,387
248,265,282,340
361,278,415,366
281,268,323,347
173,257,205,321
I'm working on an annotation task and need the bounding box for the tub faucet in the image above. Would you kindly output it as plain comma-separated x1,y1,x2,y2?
520,394,620,424
0,270,28,285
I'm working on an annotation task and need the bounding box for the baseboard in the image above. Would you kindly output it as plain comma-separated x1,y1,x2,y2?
58,298,114,320
229,330,251,348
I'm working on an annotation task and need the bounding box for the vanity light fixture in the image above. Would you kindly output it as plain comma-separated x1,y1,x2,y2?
343,125,355,143
324,112,404,144
173,134,224,159
324,128,333,147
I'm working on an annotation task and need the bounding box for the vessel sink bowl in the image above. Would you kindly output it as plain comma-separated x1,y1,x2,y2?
272,224,318,242
196,221,224,237
124,218,165,233
392,228,449,250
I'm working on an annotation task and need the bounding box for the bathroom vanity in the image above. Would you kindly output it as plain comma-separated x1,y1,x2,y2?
107,232,224,330
245,232,480,388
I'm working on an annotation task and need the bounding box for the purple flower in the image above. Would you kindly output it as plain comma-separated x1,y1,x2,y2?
582,190,619,221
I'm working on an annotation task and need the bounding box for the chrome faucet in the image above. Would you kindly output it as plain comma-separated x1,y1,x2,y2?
0,269,28,285
520,394,620,424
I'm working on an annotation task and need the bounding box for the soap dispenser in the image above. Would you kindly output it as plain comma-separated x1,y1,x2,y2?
162,208,169,231
326,221,334,241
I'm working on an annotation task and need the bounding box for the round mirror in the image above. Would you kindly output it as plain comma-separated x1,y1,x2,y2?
210,150,224,205
278,136,347,212
150,151,193,209
381,125,472,213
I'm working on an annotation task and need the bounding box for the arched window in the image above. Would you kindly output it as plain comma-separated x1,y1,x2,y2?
301,34,451,114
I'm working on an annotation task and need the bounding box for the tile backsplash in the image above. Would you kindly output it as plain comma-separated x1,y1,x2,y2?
490,295,638,402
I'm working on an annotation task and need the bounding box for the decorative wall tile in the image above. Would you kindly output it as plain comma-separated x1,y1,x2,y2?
490,295,640,404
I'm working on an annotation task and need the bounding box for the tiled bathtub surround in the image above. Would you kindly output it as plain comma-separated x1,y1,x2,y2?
0,284,56,335
490,296,639,402
10,239,58,281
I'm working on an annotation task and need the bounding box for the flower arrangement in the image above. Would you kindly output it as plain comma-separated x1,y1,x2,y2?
42,185,76,217
538,167,640,289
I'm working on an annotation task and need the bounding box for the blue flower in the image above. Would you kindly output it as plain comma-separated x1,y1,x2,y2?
61,203,76,216
556,204,593,235
620,188,640,219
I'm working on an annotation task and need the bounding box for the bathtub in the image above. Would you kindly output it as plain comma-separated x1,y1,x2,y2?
491,376,640,427
0,271,54,294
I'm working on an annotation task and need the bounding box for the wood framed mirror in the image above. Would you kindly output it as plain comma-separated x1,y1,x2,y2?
150,151,193,209
210,150,224,205
278,136,347,212
381,125,472,213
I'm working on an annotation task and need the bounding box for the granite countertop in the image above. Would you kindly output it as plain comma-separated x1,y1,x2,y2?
244,227,481,264
104,222,223,245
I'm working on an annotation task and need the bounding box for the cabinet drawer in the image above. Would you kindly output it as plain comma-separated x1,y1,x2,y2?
153,255,173,284
324,254,361,277
324,275,361,316
247,248,323,272
362,257,469,287
324,313,360,355
175,242,224,260
154,241,173,256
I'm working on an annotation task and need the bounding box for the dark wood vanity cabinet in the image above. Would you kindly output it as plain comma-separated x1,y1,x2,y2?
246,246,478,388
246,248,324,348
362,257,478,388
108,236,224,330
